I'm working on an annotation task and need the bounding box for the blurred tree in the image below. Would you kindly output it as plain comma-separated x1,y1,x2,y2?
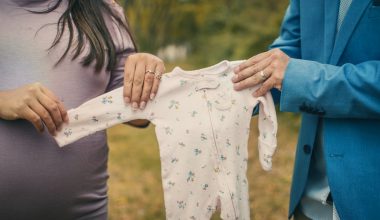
122,0,288,66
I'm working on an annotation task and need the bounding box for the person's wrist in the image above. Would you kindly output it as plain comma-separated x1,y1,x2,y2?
0,91,6,119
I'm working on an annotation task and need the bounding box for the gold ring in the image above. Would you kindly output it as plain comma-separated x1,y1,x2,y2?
259,70,268,80
145,70,155,75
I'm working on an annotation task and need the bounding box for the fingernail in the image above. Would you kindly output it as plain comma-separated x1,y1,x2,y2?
234,66,239,73
231,75,238,82
132,102,138,110
124,97,130,103
140,101,146,110
233,83,239,91
150,93,156,100
65,115,69,123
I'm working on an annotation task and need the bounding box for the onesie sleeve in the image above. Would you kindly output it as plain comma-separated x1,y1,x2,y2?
256,91,278,171
54,87,153,147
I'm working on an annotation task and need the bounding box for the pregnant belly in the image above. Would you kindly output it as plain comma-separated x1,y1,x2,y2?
0,120,109,220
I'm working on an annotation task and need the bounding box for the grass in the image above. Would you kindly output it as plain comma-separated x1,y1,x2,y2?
107,112,300,220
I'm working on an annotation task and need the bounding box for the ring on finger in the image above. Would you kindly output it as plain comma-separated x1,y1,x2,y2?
259,70,268,80
155,71,162,80
145,70,155,75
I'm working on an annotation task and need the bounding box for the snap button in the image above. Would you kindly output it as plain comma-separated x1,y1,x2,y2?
303,144,312,154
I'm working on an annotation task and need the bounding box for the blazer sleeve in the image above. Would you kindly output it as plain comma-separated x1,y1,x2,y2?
269,0,301,59
267,0,301,105
280,58,380,119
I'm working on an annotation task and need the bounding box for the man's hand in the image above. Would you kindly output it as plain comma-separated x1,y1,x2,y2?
123,53,165,110
0,83,68,136
232,48,290,97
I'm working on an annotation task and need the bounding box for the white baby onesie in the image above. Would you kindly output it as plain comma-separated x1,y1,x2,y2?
55,60,278,220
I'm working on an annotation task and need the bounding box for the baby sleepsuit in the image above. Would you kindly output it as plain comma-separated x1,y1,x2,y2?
55,60,278,220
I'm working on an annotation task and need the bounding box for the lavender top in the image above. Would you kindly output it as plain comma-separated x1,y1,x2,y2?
0,0,134,219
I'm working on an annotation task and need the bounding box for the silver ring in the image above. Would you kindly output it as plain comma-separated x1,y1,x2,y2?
145,70,155,75
259,70,268,80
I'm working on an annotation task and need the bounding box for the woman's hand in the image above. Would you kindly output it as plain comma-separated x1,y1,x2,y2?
0,83,68,136
123,53,165,110
232,48,289,96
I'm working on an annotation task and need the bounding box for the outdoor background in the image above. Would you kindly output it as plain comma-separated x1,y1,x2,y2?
108,1,300,219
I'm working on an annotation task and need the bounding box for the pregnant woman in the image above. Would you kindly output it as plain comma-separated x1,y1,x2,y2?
0,0,164,219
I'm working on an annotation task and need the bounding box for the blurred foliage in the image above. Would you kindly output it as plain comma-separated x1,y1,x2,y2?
122,0,289,67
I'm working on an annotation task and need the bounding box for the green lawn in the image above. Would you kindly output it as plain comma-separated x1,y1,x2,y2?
107,112,299,220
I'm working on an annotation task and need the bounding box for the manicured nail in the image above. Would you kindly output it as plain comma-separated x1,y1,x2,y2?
132,102,138,110
140,101,146,110
124,97,130,103
150,93,156,100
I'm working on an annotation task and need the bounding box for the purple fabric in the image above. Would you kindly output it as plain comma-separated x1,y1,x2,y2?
0,0,134,219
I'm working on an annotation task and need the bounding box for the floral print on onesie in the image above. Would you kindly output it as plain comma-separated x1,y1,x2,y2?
55,60,278,220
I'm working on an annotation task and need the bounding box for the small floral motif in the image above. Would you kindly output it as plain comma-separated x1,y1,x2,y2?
236,145,241,156
171,158,179,164
200,133,207,141
117,113,122,120
243,106,249,112
190,111,198,117
187,171,195,182
180,80,188,86
230,192,235,200
168,181,175,187
226,139,231,147
74,114,79,120
168,100,180,109
177,201,186,209
207,101,212,109
92,116,99,122
220,155,227,161
179,142,186,147
63,128,72,137
207,205,214,213
101,96,113,104
194,148,202,155
190,216,197,220
202,184,209,190
164,126,173,135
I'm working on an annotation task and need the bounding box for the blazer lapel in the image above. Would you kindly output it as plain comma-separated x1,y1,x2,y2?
324,0,340,63
329,0,372,65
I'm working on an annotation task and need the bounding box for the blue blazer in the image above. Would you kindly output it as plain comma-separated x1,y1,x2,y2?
270,0,380,219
